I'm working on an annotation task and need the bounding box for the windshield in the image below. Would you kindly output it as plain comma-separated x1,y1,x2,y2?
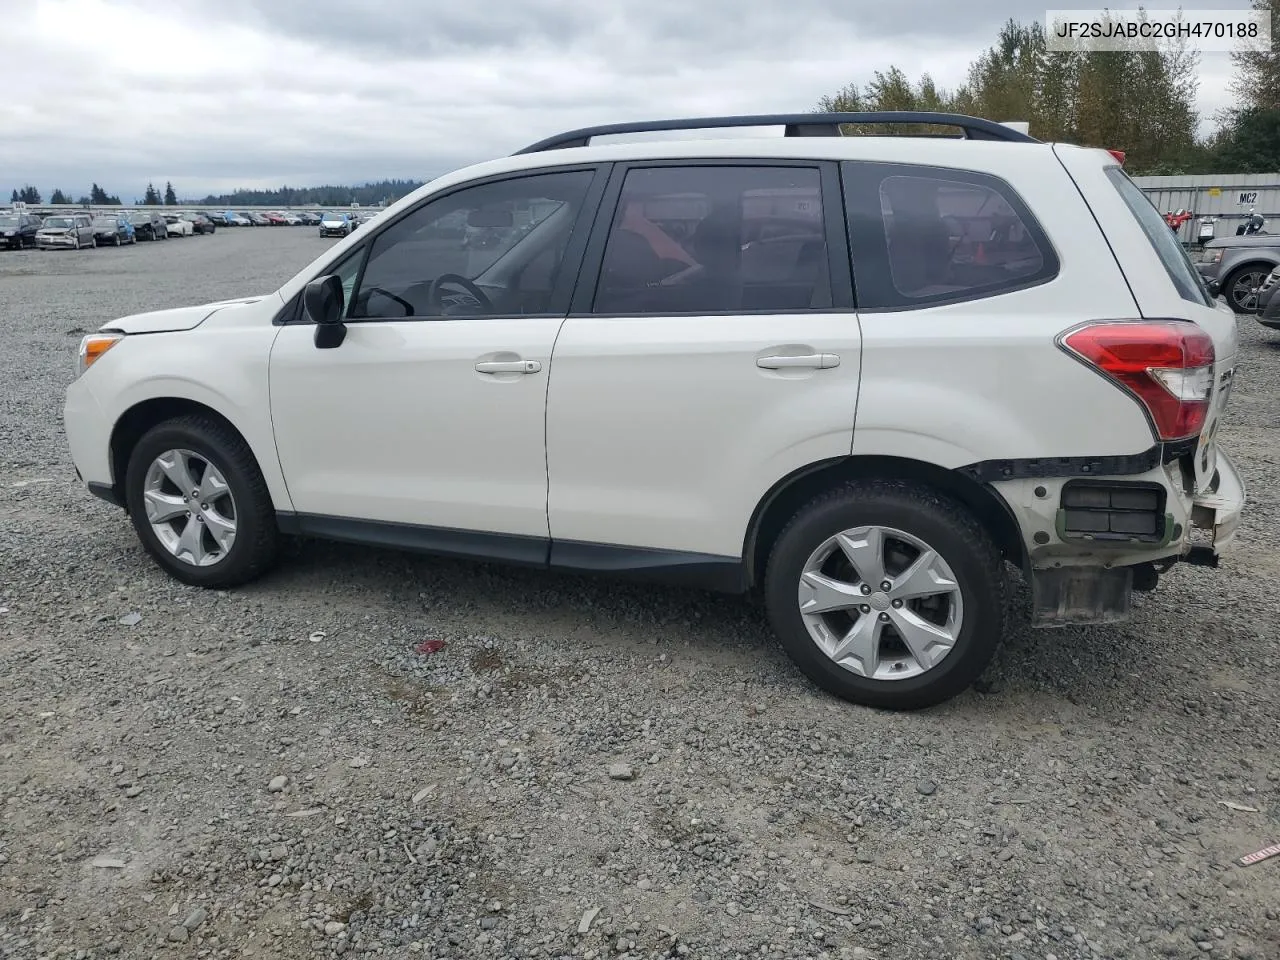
91,218,117,227
0,217,19,227
1106,166,1214,307
43,217,73,228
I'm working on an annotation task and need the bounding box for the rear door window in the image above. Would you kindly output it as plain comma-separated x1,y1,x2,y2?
842,162,1059,310
1105,166,1213,307
590,164,835,315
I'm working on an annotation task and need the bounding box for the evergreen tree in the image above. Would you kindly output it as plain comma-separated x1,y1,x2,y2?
816,13,1201,173
50,188,69,204
143,183,160,205
164,181,178,205
1229,0,1280,111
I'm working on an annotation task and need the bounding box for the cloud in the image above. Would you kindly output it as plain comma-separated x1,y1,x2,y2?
2,0,1243,200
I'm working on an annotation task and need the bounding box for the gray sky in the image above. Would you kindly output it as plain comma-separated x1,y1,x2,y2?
4,0,1246,201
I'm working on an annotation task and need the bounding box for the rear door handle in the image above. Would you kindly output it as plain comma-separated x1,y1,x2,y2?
476,359,541,374
756,353,840,370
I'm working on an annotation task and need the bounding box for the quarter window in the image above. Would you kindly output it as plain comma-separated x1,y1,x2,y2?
347,170,594,320
592,165,832,314
844,162,1058,310
1105,166,1213,307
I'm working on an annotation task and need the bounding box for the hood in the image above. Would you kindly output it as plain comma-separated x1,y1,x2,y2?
99,296,267,335
39,226,71,233
1205,233,1278,249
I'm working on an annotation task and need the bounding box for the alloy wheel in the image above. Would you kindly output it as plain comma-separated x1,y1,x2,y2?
1230,269,1268,311
797,525,963,681
141,449,238,567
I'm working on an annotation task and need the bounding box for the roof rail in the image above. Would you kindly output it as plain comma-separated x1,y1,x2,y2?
514,112,1039,154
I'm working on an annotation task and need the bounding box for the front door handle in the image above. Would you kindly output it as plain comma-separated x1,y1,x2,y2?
476,359,541,374
756,353,840,370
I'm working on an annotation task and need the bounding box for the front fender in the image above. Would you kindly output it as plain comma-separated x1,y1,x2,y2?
81,319,292,512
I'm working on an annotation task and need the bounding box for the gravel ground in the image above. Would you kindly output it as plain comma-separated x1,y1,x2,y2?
1,228,1278,960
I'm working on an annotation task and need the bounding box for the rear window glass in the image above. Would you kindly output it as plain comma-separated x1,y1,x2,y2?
1106,167,1213,307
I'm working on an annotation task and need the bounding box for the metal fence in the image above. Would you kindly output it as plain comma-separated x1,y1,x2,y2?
1133,173,1280,245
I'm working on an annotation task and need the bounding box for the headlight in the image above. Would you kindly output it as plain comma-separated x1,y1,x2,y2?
1205,249,1223,264
78,332,124,376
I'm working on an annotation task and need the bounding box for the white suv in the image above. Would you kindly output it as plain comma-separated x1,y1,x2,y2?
63,112,1245,710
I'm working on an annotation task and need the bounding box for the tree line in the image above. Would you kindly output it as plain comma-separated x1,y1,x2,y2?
817,0,1280,175
7,178,422,209
194,179,425,208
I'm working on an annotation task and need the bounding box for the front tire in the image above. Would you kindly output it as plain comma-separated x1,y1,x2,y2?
763,481,1007,710
1223,265,1270,314
124,416,279,588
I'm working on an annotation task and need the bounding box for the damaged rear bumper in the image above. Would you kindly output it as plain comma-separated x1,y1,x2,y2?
990,446,1246,626
1183,448,1245,568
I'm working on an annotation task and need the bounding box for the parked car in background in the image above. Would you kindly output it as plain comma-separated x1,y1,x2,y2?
127,211,167,241
223,211,251,226
318,211,353,237
1193,227,1280,314
200,211,228,226
181,213,216,234
297,211,322,226
36,214,95,249
163,213,194,237
1252,265,1280,330
263,212,288,226
0,212,43,249
242,212,269,226
91,215,136,246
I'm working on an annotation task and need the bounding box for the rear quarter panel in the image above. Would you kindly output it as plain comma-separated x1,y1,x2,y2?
851,148,1158,467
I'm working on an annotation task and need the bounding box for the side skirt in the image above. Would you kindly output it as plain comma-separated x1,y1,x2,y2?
276,512,748,594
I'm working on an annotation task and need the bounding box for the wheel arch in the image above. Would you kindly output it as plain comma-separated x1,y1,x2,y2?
1222,258,1277,307
743,455,1027,589
108,398,265,505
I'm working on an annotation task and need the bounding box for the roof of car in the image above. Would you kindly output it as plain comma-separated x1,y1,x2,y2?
438,134,1075,190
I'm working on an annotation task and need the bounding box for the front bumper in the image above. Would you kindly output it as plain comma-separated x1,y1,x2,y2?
1257,283,1280,327
64,377,114,495
37,235,76,247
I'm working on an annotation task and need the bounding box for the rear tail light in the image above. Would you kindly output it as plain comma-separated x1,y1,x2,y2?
1058,320,1215,441
1107,149,1126,165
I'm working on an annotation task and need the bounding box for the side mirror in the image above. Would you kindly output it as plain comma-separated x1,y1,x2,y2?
304,275,347,349
1206,279,1221,298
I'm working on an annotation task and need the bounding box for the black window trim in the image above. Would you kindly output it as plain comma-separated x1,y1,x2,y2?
273,162,611,326
841,159,1061,313
567,157,855,318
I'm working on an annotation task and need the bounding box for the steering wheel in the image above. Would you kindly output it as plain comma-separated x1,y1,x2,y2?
428,274,494,313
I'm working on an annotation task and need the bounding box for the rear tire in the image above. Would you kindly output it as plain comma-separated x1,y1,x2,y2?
763,480,1007,710
124,415,279,588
